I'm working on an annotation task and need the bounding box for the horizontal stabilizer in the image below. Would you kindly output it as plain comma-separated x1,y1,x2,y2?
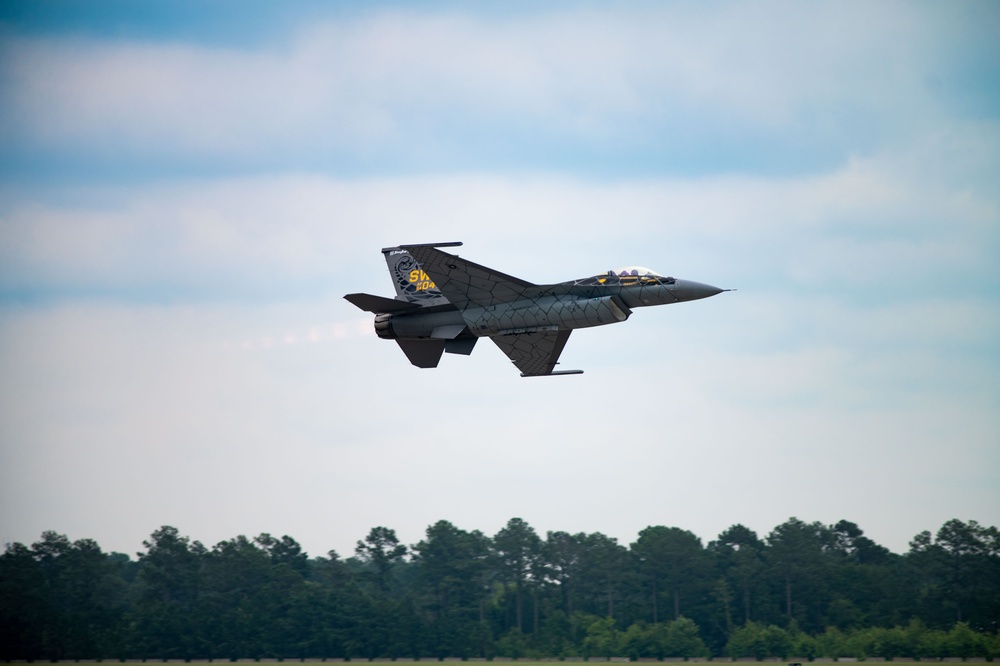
344,293,421,313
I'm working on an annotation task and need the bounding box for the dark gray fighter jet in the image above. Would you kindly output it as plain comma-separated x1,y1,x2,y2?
345,242,727,377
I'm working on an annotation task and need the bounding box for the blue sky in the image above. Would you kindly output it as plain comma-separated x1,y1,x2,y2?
1,1,998,558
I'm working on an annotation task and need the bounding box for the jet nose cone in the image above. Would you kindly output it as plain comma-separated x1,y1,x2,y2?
673,279,725,302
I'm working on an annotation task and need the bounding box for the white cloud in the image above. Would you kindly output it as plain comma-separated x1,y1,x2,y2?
0,1,997,559
0,3,967,164
2,292,995,557
2,130,996,300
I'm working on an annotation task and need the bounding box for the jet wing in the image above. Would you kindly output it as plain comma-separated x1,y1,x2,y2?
491,330,583,377
402,244,538,310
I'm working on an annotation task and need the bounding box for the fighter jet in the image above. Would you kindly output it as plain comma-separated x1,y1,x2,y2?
344,242,727,377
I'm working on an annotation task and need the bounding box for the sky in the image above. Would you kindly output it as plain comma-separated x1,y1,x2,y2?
1,0,998,560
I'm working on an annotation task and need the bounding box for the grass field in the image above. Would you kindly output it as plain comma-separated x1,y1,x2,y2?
68,658,986,666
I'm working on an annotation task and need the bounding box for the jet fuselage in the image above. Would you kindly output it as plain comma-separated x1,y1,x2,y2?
346,242,728,376
373,276,722,340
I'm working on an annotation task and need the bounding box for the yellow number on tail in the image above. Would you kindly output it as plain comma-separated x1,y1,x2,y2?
409,270,436,290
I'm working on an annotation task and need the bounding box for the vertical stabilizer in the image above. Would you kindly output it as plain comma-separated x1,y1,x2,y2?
381,247,452,306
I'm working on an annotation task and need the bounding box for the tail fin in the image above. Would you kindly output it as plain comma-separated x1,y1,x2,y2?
381,246,451,306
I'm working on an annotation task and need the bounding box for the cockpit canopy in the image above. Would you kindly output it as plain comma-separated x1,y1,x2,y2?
569,266,675,287
609,266,660,277
605,266,675,285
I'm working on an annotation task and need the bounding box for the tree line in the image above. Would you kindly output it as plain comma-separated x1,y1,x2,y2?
1,517,998,661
